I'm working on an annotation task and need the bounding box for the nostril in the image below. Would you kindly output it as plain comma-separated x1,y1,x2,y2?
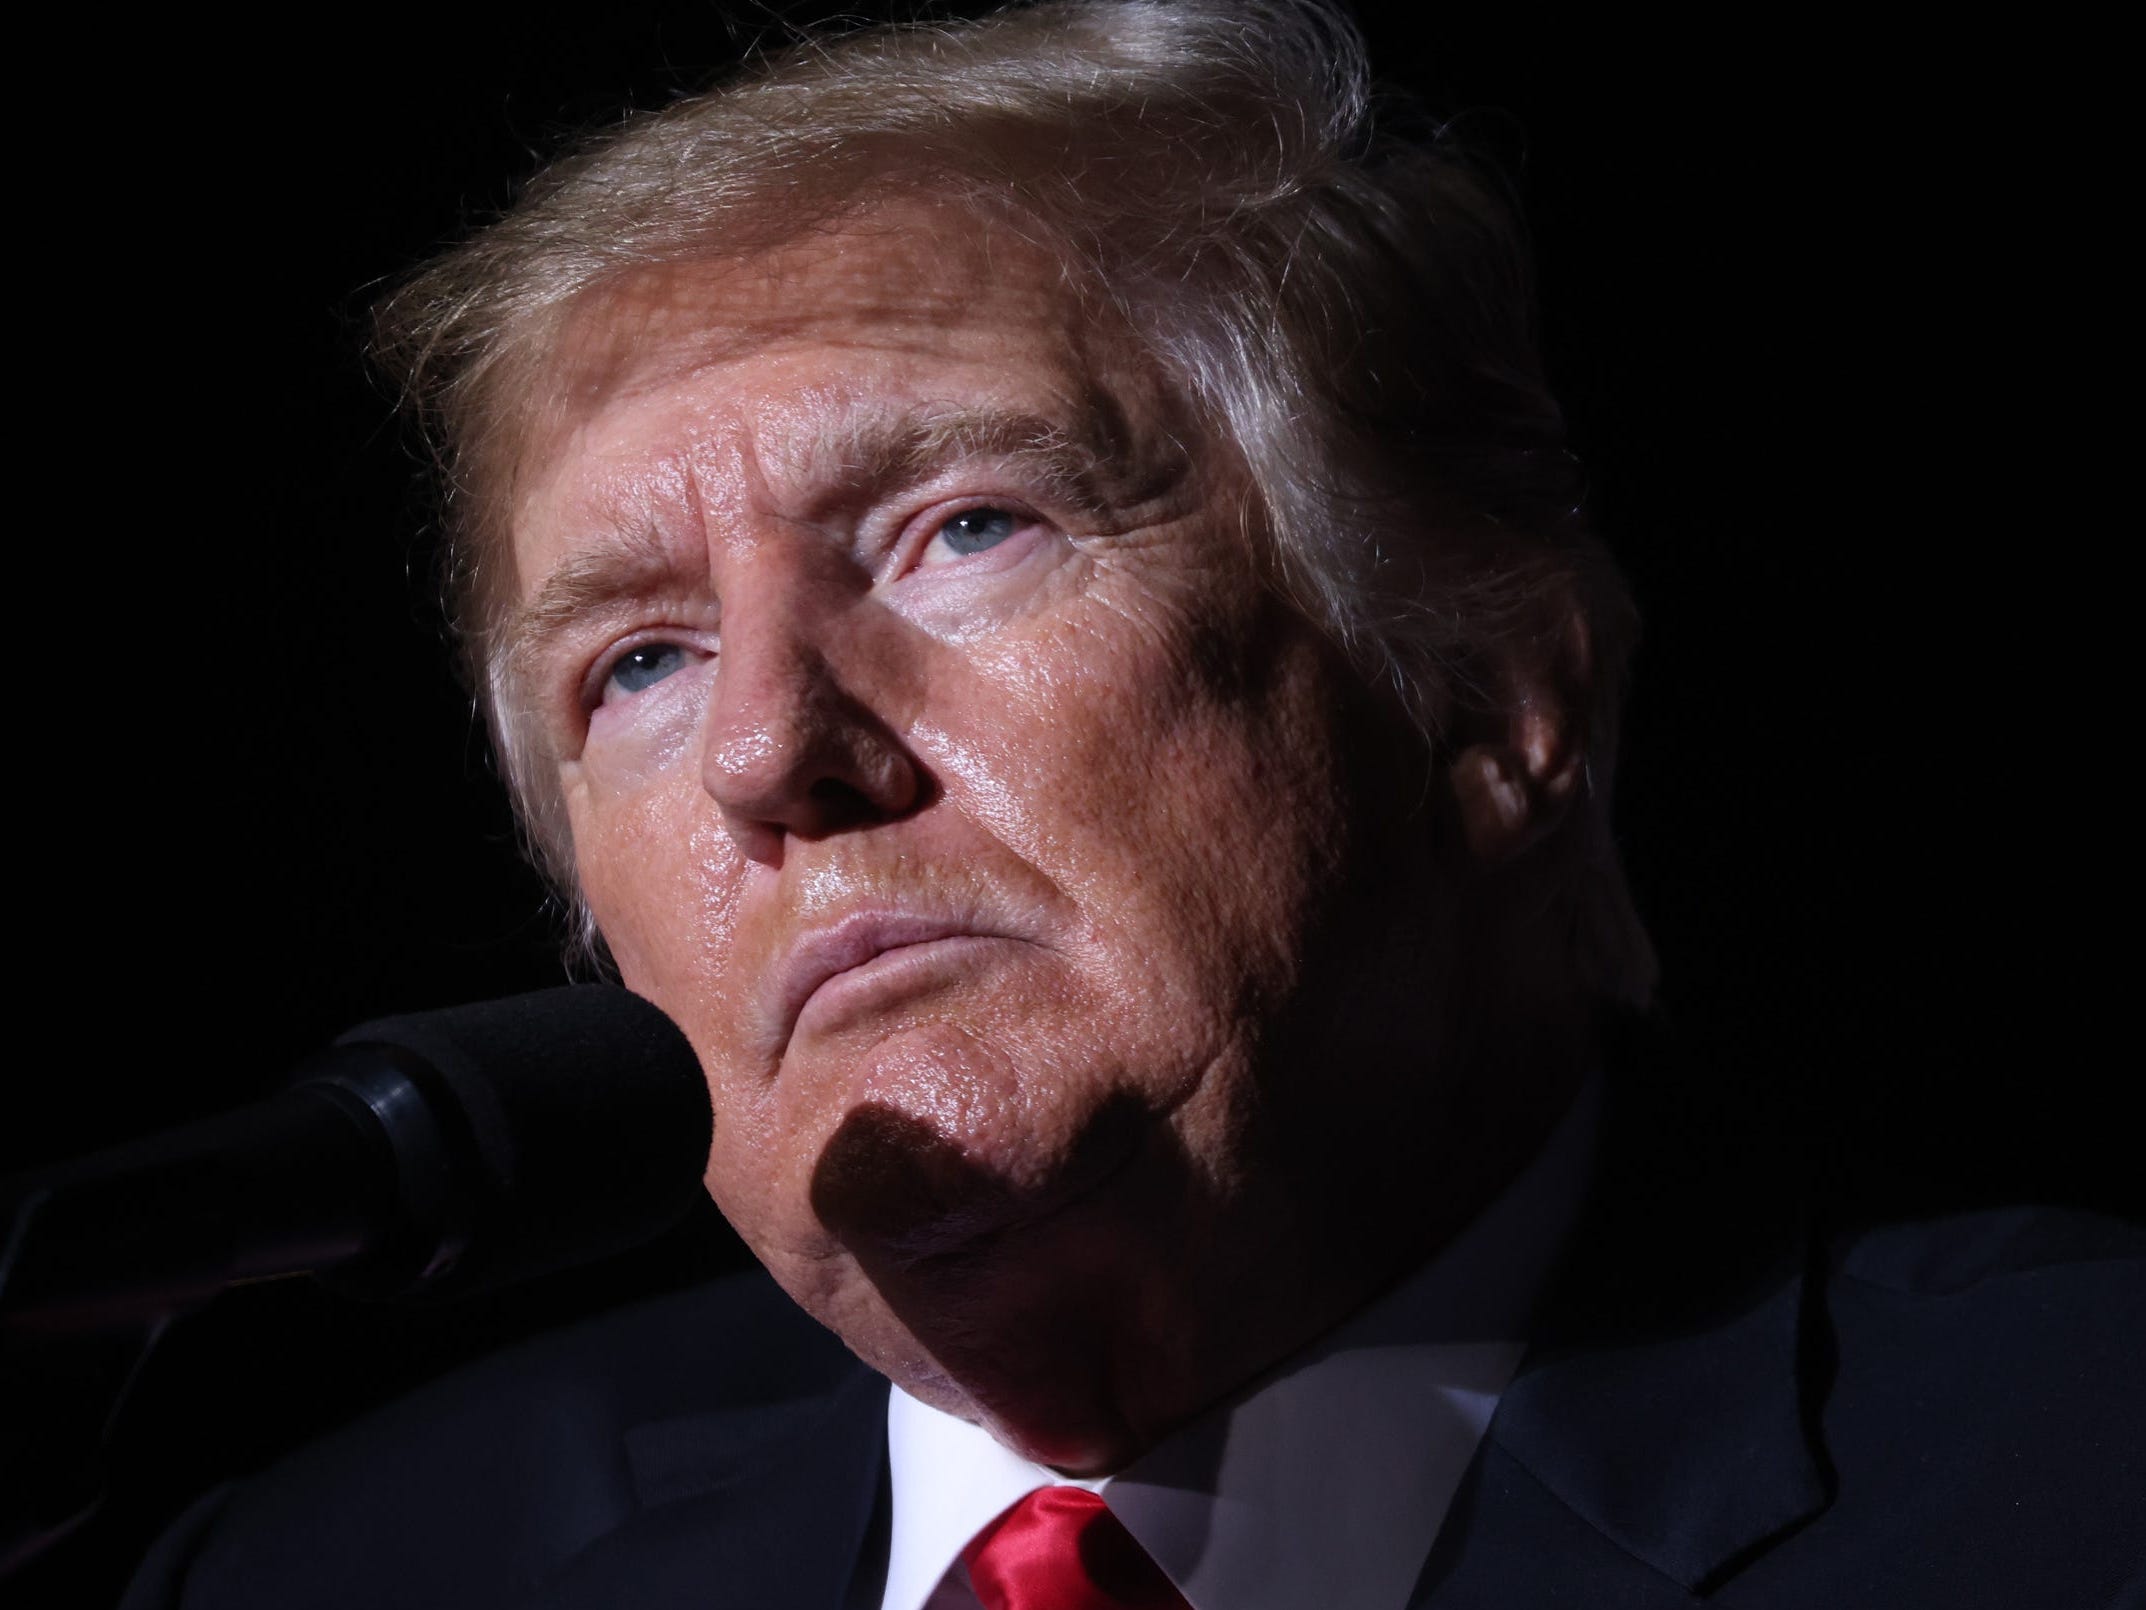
806,776,878,831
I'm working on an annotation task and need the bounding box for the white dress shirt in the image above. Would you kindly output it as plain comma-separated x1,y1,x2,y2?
878,1079,1600,1610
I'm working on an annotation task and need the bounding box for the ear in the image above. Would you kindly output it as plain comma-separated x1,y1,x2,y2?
1447,608,1594,867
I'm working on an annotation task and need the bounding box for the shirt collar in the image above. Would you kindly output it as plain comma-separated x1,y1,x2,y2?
881,1078,1600,1610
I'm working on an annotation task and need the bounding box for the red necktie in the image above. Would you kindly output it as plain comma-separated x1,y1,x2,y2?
962,1487,1191,1610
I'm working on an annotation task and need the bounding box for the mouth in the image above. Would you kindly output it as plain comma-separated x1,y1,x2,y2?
775,911,1021,1050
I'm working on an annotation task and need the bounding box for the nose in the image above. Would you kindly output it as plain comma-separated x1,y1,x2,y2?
700,557,923,865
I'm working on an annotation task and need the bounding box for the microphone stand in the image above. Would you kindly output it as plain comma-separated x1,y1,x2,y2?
0,1193,175,1577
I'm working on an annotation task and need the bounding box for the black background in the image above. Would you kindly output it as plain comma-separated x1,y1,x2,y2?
8,4,2123,1603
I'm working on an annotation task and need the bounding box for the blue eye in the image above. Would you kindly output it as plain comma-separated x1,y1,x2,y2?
936,507,1020,555
605,643,691,699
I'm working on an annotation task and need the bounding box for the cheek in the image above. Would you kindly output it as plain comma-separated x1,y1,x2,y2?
566,770,745,1010
958,584,1355,1041
576,802,793,1236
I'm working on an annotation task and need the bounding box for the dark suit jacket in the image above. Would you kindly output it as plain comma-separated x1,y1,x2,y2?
122,1181,2146,1608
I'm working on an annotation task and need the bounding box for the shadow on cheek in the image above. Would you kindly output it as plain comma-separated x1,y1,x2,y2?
810,1103,1015,1258
806,1091,1190,1272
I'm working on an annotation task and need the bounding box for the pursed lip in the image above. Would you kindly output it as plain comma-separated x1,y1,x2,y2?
772,910,1015,1050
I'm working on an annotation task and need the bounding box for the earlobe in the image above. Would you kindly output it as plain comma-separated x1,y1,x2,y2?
1447,613,1593,866
1450,730,1580,864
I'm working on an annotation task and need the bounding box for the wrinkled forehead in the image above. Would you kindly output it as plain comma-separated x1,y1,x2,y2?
548,201,1096,398
505,199,1182,589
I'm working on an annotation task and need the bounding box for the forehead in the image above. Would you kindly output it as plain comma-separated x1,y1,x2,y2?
510,202,1157,583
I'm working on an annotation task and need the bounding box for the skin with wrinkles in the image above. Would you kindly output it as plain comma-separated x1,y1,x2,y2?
506,201,1552,1471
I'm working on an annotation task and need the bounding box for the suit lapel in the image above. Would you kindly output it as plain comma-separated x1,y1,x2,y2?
1428,1043,1837,1599
525,1364,889,1610
1486,1236,1831,1593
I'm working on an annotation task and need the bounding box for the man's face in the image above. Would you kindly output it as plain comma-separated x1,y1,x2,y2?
508,204,1437,1461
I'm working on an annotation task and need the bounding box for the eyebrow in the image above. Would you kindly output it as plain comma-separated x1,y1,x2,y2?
500,522,685,697
784,403,1116,519
499,400,1139,689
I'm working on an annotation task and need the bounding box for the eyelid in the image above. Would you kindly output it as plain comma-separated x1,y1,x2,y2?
892,493,1053,576
579,627,714,713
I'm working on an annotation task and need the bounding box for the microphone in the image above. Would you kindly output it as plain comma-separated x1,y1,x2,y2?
0,987,713,1336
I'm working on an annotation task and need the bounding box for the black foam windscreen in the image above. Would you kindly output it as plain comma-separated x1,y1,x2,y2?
327,985,713,1299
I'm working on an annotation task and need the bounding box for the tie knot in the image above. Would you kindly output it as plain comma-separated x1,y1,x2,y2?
962,1487,1189,1610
